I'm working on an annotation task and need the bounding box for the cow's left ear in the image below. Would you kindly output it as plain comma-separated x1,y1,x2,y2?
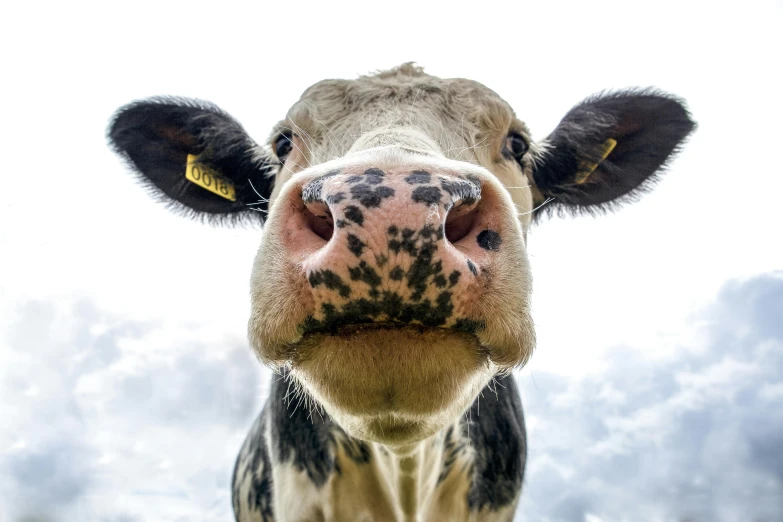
531,89,695,217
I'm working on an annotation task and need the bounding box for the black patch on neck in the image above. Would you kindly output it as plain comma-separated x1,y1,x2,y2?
266,371,373,489
464,374,527,511
268,372,335,487
232,408,274,520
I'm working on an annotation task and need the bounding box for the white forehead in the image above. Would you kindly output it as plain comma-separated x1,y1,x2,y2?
281,64,526,159
271,63,536,228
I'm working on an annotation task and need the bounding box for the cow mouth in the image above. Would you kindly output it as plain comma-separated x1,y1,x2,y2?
299,318,486,338
287,321,493,431
306,321,475,337
291,321,489,363
284,317,495,371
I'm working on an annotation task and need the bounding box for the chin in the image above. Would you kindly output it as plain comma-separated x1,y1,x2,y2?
289,324,497,445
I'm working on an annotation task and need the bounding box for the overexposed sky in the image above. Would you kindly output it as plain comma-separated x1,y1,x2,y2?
1,1,781,521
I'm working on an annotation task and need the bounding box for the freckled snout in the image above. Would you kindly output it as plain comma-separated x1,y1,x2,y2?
275,164,512,334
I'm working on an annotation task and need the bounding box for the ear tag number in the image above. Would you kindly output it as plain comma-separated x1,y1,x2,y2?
575,138,617,185
185,154,237,201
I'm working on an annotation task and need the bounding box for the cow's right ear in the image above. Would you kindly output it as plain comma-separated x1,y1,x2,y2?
108,97,277,224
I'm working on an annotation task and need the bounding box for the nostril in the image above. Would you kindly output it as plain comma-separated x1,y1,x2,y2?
445,202,479,245
303,201,334,242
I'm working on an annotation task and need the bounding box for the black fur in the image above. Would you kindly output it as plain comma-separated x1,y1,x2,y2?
268,374,337,488
532,89,696,219
108,97,276,225
231,409,274,521
233,371,373,518
465,374,527,511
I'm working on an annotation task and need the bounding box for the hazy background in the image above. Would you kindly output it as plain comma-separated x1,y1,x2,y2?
1,1,781,521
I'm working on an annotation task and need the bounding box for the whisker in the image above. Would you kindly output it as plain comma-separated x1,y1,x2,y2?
515,197,555,216
289,121,326,161
277,126,315,169
313,115,348,157
247,179,269,202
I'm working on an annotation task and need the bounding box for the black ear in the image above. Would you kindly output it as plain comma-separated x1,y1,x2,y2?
532,89,695,217
108,97,276,224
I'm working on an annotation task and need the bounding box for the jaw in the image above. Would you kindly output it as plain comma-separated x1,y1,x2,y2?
288,325,497,446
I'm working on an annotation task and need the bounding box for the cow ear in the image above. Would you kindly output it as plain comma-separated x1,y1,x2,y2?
531,89,695,218
108,97,277,224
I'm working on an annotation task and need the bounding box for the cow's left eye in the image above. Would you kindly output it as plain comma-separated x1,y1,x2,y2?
503,133,529,163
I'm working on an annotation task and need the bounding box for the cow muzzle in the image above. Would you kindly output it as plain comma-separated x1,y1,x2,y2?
277,161,510,334
249,150,534,373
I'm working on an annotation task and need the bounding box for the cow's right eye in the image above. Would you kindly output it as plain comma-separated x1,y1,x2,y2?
273,133,293,161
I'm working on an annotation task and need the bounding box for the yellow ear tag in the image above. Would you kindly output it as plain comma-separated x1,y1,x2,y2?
574,138,617,185
185,154,237,201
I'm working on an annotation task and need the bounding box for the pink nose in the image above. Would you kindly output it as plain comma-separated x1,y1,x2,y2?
280,166,506,333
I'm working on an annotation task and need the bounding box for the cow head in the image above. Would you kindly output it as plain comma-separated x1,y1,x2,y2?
109,64,694,446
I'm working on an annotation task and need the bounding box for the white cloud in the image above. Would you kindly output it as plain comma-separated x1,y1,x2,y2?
517,272,783,522
0,299,266,521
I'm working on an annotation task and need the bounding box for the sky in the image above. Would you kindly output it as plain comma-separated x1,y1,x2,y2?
0,1,781,521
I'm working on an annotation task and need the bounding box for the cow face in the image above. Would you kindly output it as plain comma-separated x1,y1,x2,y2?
108,63,694,446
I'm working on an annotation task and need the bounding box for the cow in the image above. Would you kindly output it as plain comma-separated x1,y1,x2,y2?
107,63,694,522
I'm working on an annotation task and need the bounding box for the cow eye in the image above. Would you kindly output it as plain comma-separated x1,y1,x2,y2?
503,133,529,163
273,133,293,161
